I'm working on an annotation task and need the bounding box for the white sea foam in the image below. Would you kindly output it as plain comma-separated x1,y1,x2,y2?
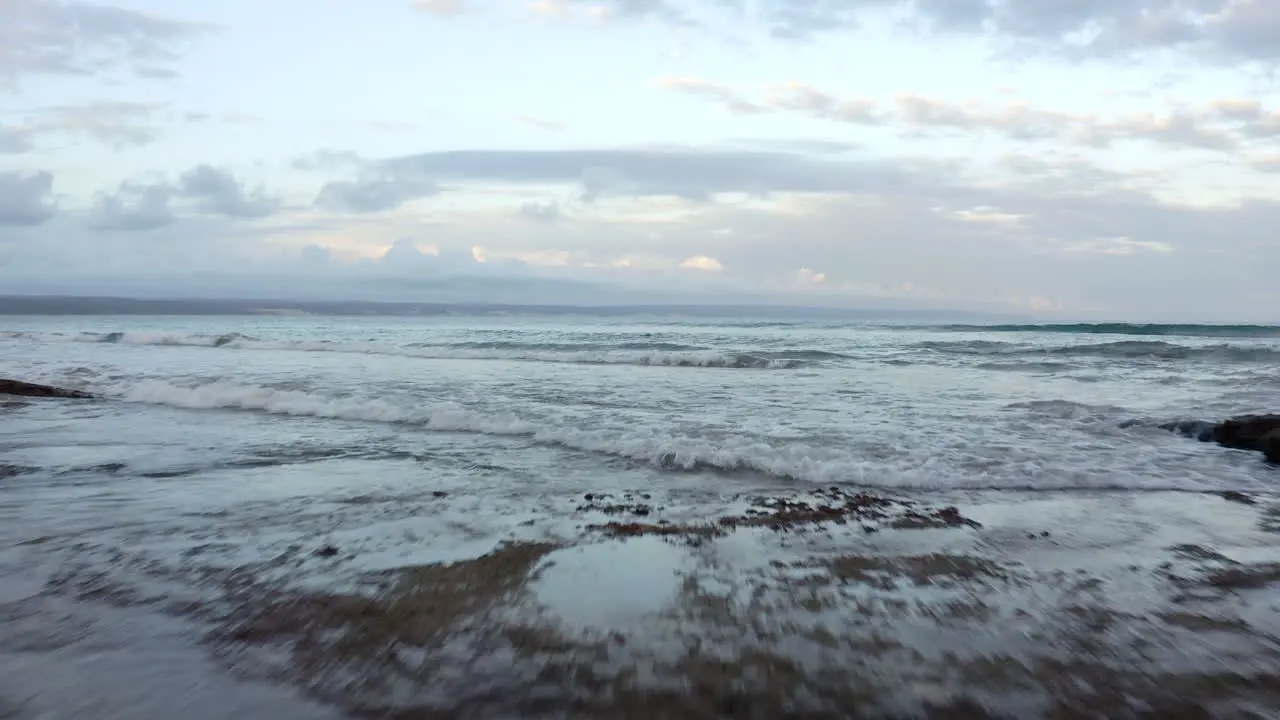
6,331,818,369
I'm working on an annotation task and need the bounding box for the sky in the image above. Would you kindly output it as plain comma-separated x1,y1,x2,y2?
2,0,1280,320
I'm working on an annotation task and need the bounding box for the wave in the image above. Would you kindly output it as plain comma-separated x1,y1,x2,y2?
106,378,881,484
5,331,848,369
81,378,1258,491
938,323,1280,338
920,339,1280,362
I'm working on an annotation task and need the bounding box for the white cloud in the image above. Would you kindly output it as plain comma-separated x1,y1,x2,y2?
412,0,467,18
679,255,724,271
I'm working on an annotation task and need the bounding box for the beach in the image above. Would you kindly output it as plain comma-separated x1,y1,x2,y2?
2,314,1279,718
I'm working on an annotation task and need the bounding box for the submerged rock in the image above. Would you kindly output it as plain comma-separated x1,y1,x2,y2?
0,378,95,399
1161,415,1280,464
1264,430,1280,464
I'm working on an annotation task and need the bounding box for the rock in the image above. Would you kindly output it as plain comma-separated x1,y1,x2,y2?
0,379,95,399
1220,491,1257,505
1157,419,1217,442
1161,415,1280,464
1212,415,1280,454
1263,430,1280,464
315,545,339,558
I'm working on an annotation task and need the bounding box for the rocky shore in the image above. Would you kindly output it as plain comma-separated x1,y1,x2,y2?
3,379,1279,718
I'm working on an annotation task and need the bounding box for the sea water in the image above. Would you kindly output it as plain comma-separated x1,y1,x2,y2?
3,312,1280,717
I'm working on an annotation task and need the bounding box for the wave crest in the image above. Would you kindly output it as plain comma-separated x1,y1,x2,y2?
922,339,1280,362
4,331,845,369
938,323,1280,338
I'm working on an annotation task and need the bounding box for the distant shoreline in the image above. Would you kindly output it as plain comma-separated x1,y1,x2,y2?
0,294,1018,321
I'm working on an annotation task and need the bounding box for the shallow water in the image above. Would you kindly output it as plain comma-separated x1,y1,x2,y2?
3,313,1280,717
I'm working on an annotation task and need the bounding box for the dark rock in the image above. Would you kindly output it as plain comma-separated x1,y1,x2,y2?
632,505,651,517
315,545,339,558
432,491,448,498
1157,419,1217,442
1213,415,1280,455
1263,430,1280,464
1220,491,1256,505
0,378,95,399
1161,415,1280,464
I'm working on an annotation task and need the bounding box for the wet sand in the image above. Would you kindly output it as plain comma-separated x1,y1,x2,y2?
4,472,1280,719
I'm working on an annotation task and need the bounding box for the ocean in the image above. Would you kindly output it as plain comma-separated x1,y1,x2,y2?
3,313,1280,718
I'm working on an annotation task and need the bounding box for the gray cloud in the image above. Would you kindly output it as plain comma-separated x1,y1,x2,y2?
91,180,174,231
0,171,56,226
378,148,935,200
177,165,278,218
314,174,441,213
17,142,1280,319
558,0,1280,63
0,0,213,87
0,125,34,153
519,200,563,222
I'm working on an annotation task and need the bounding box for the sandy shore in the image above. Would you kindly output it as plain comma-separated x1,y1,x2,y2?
4,468,1279,719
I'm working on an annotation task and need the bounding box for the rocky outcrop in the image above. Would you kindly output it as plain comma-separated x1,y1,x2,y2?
0,378,95,399
1161,415,1280,464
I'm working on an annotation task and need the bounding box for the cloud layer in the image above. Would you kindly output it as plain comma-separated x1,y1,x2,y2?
2,0,1279,320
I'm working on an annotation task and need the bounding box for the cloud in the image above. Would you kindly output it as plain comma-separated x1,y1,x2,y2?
0,101,167,153
766,83,878,123
550,0,1280,64
0,125,34,153
1255,155,1280,173
515,115,565,131
656,78,767,115
412,0,467,18
679,255,724,271
0,0,213,87
90,180,174,231
0,171,56,226
519,199,562,221
314,174,441,213
377,147,933,200
177,165,279,218
40,101,164,148
660,79,1274,153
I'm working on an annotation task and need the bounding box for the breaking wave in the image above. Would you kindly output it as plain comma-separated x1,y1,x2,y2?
31,377,1244,491
920,339,1280,362
101,378,885,484
5,330,848,369
937,323,1280,338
